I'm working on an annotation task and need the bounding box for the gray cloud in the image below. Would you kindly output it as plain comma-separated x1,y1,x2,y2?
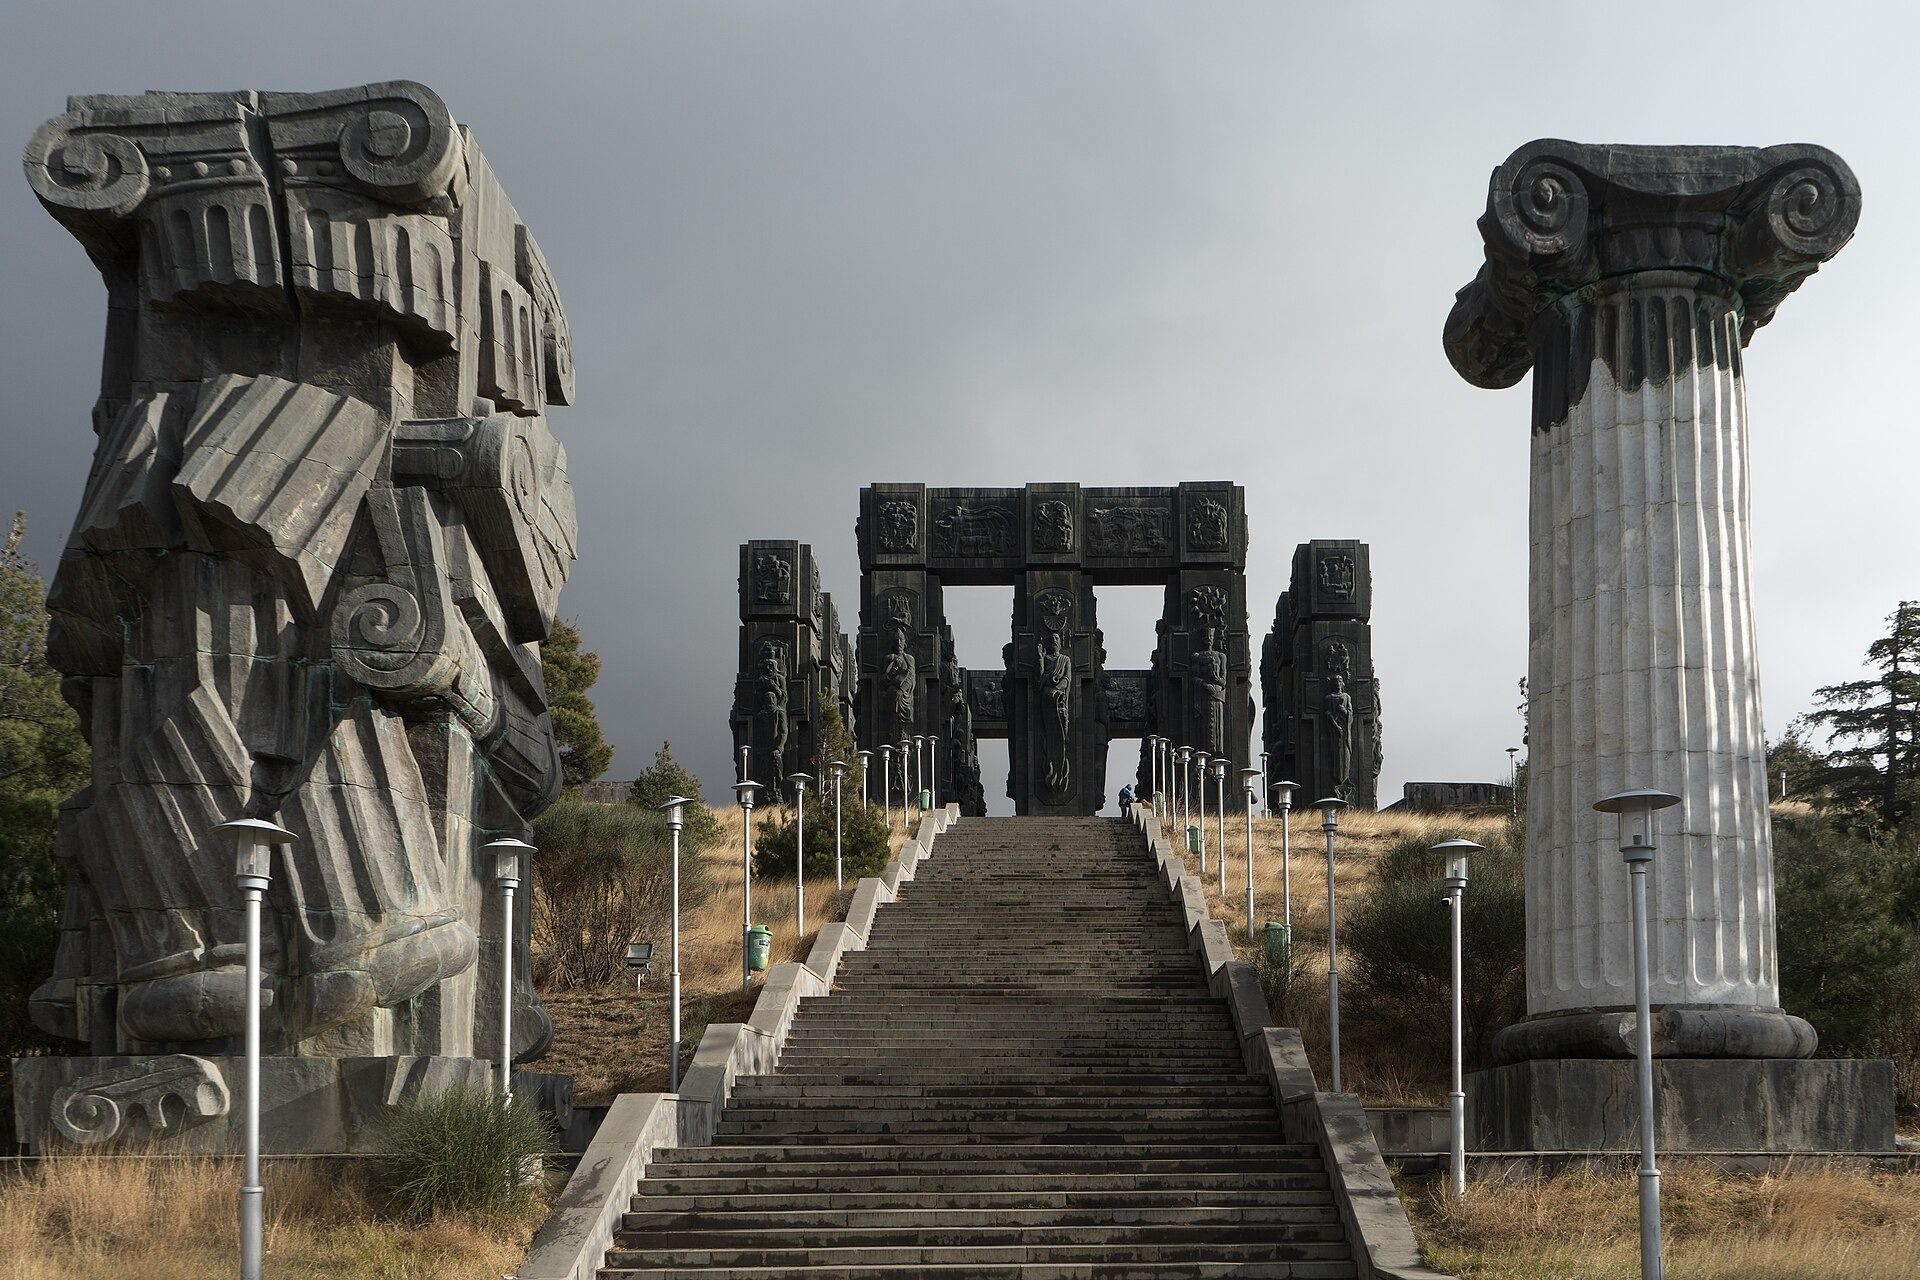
4,1,1914,813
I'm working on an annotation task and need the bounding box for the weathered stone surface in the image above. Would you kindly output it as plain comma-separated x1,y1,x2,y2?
856,482,1251,816
1263,540,1381,809
1466,1057,1896,1152
729,541,853,791
21,83,572,1089
12,1054,504,1154
1446,141,1857,1046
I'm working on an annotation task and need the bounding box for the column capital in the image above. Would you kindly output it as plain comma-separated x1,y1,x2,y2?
1445,139,1860,389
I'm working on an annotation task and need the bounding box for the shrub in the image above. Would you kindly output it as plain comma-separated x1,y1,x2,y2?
372,1085,552,1224
530,798,713,990
754,795,891,882
1342,829,1527,1071
628,741,723,849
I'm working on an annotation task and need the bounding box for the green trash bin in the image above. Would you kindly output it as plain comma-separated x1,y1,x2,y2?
1186,825,1202,855
920,789,932,811
747,925,772,973
1263,921,1291,966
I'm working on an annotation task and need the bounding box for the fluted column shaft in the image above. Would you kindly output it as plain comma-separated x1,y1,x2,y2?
1526,273,1774,1016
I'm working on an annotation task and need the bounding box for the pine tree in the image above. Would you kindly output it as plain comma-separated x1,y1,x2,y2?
1807,601,1920,832
540,619,614,792
628,741,722,849
1,513,90,1054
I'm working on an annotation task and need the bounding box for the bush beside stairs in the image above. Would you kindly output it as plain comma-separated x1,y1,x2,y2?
524,809,1450,1279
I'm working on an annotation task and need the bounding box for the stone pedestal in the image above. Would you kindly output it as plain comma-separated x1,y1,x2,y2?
1467,1058,1895,1152
11,1054,574,1155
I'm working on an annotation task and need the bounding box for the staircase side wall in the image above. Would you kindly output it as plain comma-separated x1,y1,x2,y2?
1131,805,1453,1280
516,806,961,1280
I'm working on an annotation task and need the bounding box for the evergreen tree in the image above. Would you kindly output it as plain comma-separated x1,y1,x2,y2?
753,703,890,881
540,618,614,792
0,514,90,1054
628,741,721,848
1807,601,1920,832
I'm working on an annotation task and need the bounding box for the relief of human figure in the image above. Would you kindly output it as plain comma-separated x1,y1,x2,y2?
1325,674,1356,800
882,626,917,743
1190,626,1228,756
755,649,791,781
23,83,574,1059
1037,629,1073,798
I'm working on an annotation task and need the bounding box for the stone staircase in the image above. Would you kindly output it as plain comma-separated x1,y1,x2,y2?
599,816,1359,1278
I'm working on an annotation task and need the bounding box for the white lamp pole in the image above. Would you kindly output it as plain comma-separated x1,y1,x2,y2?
879,744,893,833
1194,752,1211,873
1595,787,1682,1280
1316,797,1348,1091
738,744,750,787
655,797,691,1091
480,836,537,1099
1431,838,1481,1200
214,817,296,1280
1240,767,1262,940
788,773,811,935
914,734,927,813
1147,736,1161,813
1212,758,1228,896
898,739,911,831
1176,747,1191,840
829,760,846,889
1274,780,1298,933
855,748,873,807
1259,750,1270,815
928,737,939,812
732,780,758,992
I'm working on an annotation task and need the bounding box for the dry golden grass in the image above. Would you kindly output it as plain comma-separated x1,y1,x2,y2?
0,1148,537,1279
538,803,912,1103
1401,1165,1920,1279
1142,801,1509,1105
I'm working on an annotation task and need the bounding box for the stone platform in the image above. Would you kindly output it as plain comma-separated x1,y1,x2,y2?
12,1054,572,1155
1466,1057,1896,1153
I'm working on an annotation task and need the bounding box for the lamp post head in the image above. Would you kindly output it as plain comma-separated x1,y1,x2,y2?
732,779,760,810
855,749,872,763
1177,746,1190,764
1211,759,1226,780
1593,787,1681,862
1239,766,1263,791
788,772,811,795
829,759,846,782
624,941,654,973
481,836,536,887
1314,797,1347,829
215,817,297,886
655,794,692,830
1272,779,1298,811
1430,838,1482,891
880,743,892,759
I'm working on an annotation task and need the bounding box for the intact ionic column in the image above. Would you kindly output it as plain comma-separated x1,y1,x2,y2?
1445,142,1859,1061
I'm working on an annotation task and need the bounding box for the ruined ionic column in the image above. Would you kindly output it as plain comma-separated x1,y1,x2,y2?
1448,141,1892,1150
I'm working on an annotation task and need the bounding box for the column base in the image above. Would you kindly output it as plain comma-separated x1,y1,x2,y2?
1466,1057,1895,1152
12,1054,573,1155
1491,1005,1818,1063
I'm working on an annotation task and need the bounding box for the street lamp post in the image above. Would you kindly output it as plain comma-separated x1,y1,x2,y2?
1431,838,1482,1200
898,739,912,830
1194,752,1211,872
214,817,297,1280
879,744,893,833
1273,780,1298,934
1259,750,1270,815
1148,736,1162,813
829,760,847,889
1174,747,1188,840
1595,787,1683,1280
480,836,537,1100
1212,758,1228,896
911,735,925,816
731,780,759,992
1507,747,1520,816
855,748,873,806
788,773,812,935
1240,768,1262,939
655,798,692,1091
1316,797,1348,1092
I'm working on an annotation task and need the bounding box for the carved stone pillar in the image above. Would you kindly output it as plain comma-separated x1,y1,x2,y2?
1447,141,1892,1151
1009,572,1102,815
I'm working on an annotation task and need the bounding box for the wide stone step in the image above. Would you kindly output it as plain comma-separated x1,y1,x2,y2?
725,1083,1271,1101
622,1205,1342,1231
600,1263,1355,1280
611,1223,1348,1251
629,1188,1338,1215
638,1171,1323,1196
602,1241,1355,1269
